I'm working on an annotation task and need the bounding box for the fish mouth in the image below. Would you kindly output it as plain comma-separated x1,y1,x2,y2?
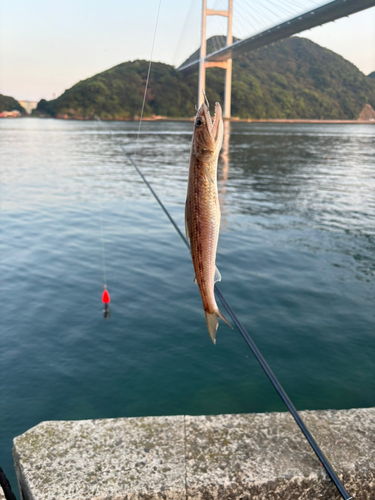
195,102,222,144
210,102,222,143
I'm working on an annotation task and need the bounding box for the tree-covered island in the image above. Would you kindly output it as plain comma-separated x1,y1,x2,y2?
32,37,375,120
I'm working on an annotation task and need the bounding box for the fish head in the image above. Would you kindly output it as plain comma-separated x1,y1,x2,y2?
192,102,223,163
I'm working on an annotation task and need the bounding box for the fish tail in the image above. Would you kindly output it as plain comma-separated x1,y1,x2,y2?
205,309,233,345
205,312,219,345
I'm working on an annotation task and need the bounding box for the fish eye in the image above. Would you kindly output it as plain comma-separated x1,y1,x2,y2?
195,118,204,127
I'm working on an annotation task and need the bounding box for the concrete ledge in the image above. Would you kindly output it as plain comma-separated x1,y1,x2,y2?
13,408,375,500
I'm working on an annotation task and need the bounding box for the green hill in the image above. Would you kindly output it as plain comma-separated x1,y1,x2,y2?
34,37,375,120
369,71,375,79
0,94,25,113
35,61,197,119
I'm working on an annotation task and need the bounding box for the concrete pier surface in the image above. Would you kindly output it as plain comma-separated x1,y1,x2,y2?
13,408,375,500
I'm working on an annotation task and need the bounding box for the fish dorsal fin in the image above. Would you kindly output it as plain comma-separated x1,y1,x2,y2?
202,163,215,186
214,266,221,283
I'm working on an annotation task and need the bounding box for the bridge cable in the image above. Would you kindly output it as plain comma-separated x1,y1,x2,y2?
95,116,352,500
203,0,324,48
172,0,198,67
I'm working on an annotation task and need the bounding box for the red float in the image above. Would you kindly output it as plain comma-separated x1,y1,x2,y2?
102,288,110,304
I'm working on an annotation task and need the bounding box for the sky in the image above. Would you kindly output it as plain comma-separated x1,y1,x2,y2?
0,0,374,102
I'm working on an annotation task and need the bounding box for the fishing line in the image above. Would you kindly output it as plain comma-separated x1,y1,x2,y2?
96,0,161,318
94,1,351,496
134,0,162,165
95,115,352,500
98,176,110,318
98,193,107,288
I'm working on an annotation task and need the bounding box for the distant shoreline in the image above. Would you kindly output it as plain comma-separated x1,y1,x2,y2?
2,116,375,124
239,118,375,124
142,117,375,124
61,116,375,124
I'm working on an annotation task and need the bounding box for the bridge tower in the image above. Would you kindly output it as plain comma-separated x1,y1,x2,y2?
198,0,233,118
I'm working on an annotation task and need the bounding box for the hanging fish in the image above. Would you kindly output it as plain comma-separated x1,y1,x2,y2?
185,101,232,344
102,286,110,319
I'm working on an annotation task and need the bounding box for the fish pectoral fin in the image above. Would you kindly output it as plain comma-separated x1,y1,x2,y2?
193,277,198,285
202,164,215,186
214,266,221,283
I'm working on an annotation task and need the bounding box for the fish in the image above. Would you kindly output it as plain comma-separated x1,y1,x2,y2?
185,101,232,344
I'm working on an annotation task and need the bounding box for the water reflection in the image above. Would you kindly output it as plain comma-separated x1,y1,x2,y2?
1,119,375,491
218,121,231,231
225,124,375,230
221,123,375,280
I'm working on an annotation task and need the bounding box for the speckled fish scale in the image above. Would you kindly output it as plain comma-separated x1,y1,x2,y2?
185,102,231,344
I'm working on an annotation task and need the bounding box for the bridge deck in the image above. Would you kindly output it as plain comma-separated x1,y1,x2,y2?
178,0,375,74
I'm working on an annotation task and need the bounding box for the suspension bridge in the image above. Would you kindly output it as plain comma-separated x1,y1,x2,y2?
178,0,375,118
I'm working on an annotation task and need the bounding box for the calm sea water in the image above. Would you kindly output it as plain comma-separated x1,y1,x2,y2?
1,118,375,488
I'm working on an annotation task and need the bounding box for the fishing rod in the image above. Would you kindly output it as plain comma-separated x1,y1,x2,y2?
95,116,352,500
0,467,17,500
